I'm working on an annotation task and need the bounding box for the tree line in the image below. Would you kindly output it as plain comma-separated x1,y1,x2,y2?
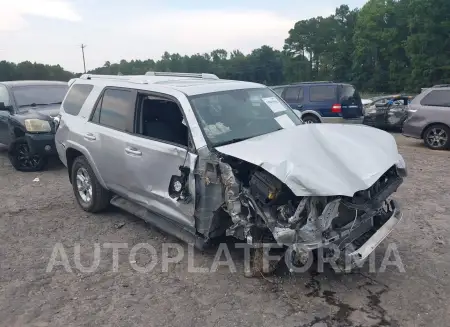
1,0,449,93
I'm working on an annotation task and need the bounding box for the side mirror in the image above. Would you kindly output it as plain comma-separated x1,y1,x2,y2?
0,102,7,111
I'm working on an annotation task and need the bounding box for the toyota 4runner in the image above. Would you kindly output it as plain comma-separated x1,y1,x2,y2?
56,72,407,271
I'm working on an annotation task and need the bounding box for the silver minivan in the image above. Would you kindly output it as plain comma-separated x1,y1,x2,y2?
403,86,450,150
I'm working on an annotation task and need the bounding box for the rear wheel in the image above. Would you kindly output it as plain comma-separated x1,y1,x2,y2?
8,138,47,172
302,115,321,124
423,124,450,150
71,156,110,212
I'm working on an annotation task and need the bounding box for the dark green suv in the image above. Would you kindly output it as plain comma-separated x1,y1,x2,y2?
0,81,68,171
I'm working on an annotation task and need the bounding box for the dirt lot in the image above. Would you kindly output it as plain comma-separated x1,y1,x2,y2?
0,134,449,327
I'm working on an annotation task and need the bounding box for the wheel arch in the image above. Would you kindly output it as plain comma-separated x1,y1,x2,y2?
300,110,322,122
65,145,107,189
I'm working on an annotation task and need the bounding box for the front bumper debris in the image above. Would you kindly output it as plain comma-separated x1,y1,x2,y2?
338,199,402,267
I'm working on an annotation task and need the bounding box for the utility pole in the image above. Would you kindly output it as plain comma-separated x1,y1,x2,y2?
81,44,87,73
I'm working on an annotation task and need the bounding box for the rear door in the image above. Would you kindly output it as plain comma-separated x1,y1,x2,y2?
338,84,364,119
84,87,137,194
282,86,304,111
307,84,338,117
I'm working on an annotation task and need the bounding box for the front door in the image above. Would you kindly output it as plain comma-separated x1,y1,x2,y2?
283,86,304,111
123,93,197,229
124,134,197,229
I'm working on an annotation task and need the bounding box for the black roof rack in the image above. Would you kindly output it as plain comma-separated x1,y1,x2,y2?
432,84,450,88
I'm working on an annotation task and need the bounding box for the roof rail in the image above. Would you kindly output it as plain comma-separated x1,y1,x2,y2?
145,71,219,80
79,74,143,81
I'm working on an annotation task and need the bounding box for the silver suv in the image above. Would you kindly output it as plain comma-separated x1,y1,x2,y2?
403,86,450,150
56,72,407,270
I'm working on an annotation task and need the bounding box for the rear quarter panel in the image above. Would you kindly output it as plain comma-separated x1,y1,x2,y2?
56,84,108,187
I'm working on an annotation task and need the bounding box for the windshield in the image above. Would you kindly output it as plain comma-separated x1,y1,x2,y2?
189,87,301,147
12,85,68,108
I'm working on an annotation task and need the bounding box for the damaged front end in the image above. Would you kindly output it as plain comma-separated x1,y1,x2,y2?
218,159,406,268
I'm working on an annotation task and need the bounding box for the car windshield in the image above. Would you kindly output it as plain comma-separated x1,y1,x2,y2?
13,85,68,108
189,87,301,147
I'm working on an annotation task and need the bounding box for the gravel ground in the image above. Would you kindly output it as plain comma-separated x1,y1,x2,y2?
0,134,449,327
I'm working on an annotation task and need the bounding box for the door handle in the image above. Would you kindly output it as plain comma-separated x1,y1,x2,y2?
84,133,96,141
125,147,142,156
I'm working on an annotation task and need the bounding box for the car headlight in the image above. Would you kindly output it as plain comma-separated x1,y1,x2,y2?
24,119,52,132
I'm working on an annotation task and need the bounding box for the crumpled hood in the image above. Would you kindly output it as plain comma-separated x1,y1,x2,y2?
216,124,403,197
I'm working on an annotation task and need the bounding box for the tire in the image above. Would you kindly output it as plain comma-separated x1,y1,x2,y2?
8,137,48,172
71,156,110,212
302,114,321,124
423,124,450,150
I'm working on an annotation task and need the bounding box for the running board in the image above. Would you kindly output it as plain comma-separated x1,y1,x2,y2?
110,195,205,250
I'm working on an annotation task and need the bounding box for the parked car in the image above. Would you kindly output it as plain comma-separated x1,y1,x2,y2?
363,94,413,130
56,72,406,271
403,86,450,150
0,80,68,171
271,82,364,124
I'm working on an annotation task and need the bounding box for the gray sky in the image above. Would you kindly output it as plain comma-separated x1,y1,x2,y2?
0,0,367,73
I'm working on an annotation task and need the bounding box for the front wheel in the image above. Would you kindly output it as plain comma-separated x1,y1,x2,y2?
423,124,450,150
71,156,110,212
8,138,47,172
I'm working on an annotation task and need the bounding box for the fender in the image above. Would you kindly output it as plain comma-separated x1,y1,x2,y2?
300,109,323,122
64,139,108,189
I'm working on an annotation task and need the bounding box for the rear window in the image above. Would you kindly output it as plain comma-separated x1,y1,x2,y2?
63,84,94,116
340,85,361,101
309,85,336,102
420,90,450,107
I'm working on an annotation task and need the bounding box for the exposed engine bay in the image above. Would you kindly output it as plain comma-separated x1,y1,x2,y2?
216,154,406,266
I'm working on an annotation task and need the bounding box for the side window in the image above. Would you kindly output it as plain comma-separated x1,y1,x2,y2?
93,88,136,132
63,84,94,116
135,94,188,147
284,87,302,102
309,85,336,102
0,85,10,106
272,87,285,96
420,90,450,107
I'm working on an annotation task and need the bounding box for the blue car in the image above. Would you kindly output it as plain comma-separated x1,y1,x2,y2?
271,82,364,124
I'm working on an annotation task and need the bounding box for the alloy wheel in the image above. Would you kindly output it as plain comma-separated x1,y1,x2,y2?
15,143,42,169
76,167,93,203
426,127,448,149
